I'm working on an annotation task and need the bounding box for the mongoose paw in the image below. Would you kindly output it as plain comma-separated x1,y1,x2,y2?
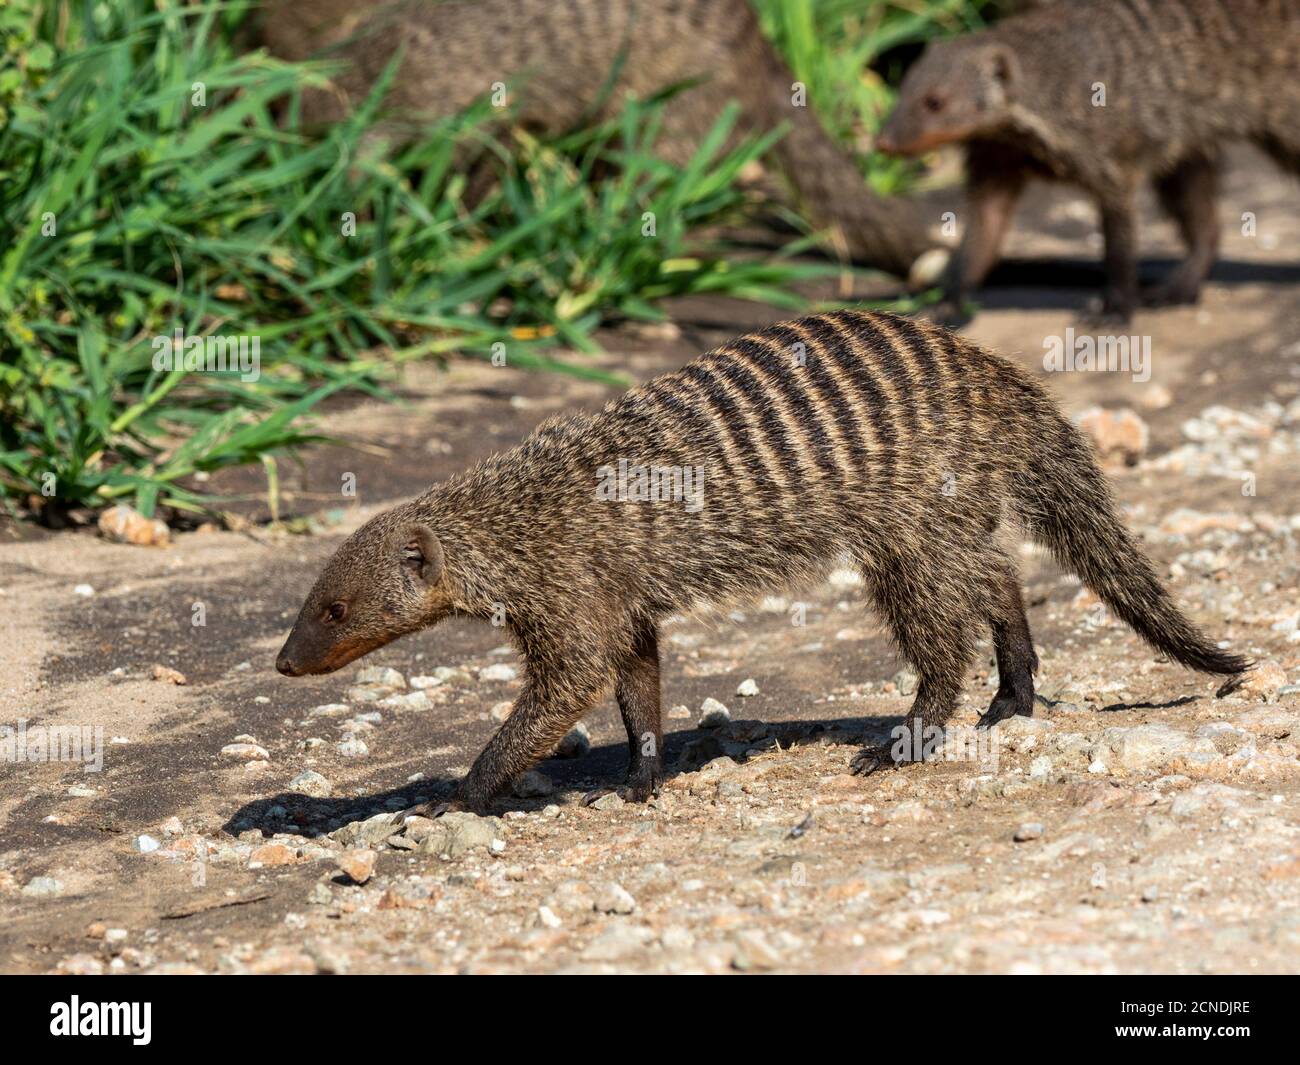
581,779,660,807
849,743,909,777
976,690,1033,730
1141,280,1201,307
1078,302,1133,329
925,299,974,331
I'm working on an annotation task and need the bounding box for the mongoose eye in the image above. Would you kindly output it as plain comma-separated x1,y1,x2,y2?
326,601,349,624
923,92,945,114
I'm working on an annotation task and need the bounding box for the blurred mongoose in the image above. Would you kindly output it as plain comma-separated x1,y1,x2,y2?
255,0,938,278
877,0,1300,320
277,310,1248,814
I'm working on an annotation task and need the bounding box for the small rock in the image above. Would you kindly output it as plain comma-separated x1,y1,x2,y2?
891,668,919,696
699,698,731,728
1093,724,1215,772
376,690,432,712
594,882,637,915
489,700,513,722
1014,822,1044,842
736,678,760,697
220,742,269,763
732,929,782,971
336,737,369,758
249,843,299,868
1227,660,1289,703
415,812,505,859
355,666,405,689
288,771,332,798
588,792,625,812
98,504,170,546
336,849,377,884
150,664,187,685
1075,406,1149,467
308,703,351,718
479,663,518,683
667,704,691,720
158,816,184,837
581,924,656,962
554,722,591,759
22,876,63,898
135,835,161,853
512,769,555,798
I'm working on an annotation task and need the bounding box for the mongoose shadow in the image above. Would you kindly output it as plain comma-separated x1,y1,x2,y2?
221,714,894,833
957,256,1300,318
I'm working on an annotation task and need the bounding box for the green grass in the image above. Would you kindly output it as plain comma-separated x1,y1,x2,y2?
1,0,985,523
0,0,835,520
754,0,991,194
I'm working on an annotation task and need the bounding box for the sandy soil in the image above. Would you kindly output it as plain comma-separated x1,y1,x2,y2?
1,151,1298,975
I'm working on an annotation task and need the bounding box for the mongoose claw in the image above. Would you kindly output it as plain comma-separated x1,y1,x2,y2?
976,691,1034,730
390,799,466,824
849,744,905,777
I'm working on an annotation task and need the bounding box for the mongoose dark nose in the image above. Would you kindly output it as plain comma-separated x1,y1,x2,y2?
276,653,299,677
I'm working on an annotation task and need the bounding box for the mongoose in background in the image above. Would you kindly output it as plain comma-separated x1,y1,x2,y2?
255,0,939,279
277,310,1248,813
877,0,1300,320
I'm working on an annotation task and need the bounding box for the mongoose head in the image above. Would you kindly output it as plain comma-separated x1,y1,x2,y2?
276,509,453,676
877,38,1018,156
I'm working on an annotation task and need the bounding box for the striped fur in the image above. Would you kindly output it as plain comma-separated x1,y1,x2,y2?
278,311,1248,812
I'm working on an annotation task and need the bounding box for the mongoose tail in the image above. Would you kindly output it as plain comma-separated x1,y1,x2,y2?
1012,403,1250,679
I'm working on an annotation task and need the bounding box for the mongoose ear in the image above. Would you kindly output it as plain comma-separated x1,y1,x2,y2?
394,524,444,585
987,46,1018,90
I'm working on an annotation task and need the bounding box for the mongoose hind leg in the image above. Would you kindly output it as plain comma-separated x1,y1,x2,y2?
582,622,664,806
977,557,1039,729
1145,152,1220,307
851,554,979,775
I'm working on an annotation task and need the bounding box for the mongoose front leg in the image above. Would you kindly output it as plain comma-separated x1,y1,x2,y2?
1095,189,1139,323
937,145,1027,325
445,658,609,815
583,623,663,806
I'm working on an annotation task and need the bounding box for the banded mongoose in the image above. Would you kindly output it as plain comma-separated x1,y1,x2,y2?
877,0,1300,320
255,0,938,278
277,310,1248,814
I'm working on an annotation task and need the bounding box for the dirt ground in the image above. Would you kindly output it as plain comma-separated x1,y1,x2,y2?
2,151,1298,975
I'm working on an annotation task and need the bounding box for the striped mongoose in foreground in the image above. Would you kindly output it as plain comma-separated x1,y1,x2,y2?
255,0,939,278
877,0,1300,320
277,310,1248,814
